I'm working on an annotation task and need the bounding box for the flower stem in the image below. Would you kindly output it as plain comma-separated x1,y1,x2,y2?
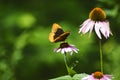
64,53,77,76
99,40,103,73
64,53,69,73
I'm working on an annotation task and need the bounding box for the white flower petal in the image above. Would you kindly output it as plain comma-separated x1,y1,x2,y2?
70,44,75,46
55,44,79,55
98,21,112,39
73,48,79,53
56,48,61,52
61,49,65,54
95,22,102,39
103,21,112,38
84,20,95,34
64,48,68,52
81,75,93,80
79,19,91,34
79,19,95,38
89,21,95,37
65,48,70,53
99,22,107,38
70,51,73,55
81,19,91,26
103,22,109,37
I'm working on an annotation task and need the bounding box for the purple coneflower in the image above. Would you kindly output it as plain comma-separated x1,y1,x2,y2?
79,7,112,39
81,71,112,80
54,42,79,55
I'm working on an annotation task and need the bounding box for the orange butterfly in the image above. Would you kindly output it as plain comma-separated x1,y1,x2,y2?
49,23,70,43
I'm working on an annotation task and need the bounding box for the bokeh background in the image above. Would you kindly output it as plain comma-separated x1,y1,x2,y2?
0,0,120,80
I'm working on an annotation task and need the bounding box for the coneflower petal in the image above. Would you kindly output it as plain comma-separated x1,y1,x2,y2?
95,22,102,39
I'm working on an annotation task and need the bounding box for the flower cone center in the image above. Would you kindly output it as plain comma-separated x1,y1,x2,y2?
89,7,106,21
60,42,69,48
93,71,103,79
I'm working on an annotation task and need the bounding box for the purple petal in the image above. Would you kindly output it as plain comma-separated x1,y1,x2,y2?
103,75,112,80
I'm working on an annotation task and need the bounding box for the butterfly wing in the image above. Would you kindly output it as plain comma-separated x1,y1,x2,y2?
54,31,70,42
49,23,70,43
49,23,63,42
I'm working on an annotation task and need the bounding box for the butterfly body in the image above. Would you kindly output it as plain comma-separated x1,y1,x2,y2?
49,23,70,43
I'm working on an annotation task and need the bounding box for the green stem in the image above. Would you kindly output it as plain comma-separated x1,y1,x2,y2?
64,53,77,76
64,53,69,74
99,40,103,73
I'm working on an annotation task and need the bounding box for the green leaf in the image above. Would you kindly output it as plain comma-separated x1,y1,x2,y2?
49,73,88,80
49,75,72,80
72,73,88,80
66,65,77,76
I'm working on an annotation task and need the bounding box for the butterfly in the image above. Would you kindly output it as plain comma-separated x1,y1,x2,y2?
49,23,70,43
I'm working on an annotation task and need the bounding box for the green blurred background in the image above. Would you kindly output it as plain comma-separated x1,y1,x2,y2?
0,0,120,80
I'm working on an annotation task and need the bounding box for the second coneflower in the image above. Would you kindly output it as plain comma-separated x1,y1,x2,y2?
54,42,79,55
79,7,112,39
54,42,79,76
